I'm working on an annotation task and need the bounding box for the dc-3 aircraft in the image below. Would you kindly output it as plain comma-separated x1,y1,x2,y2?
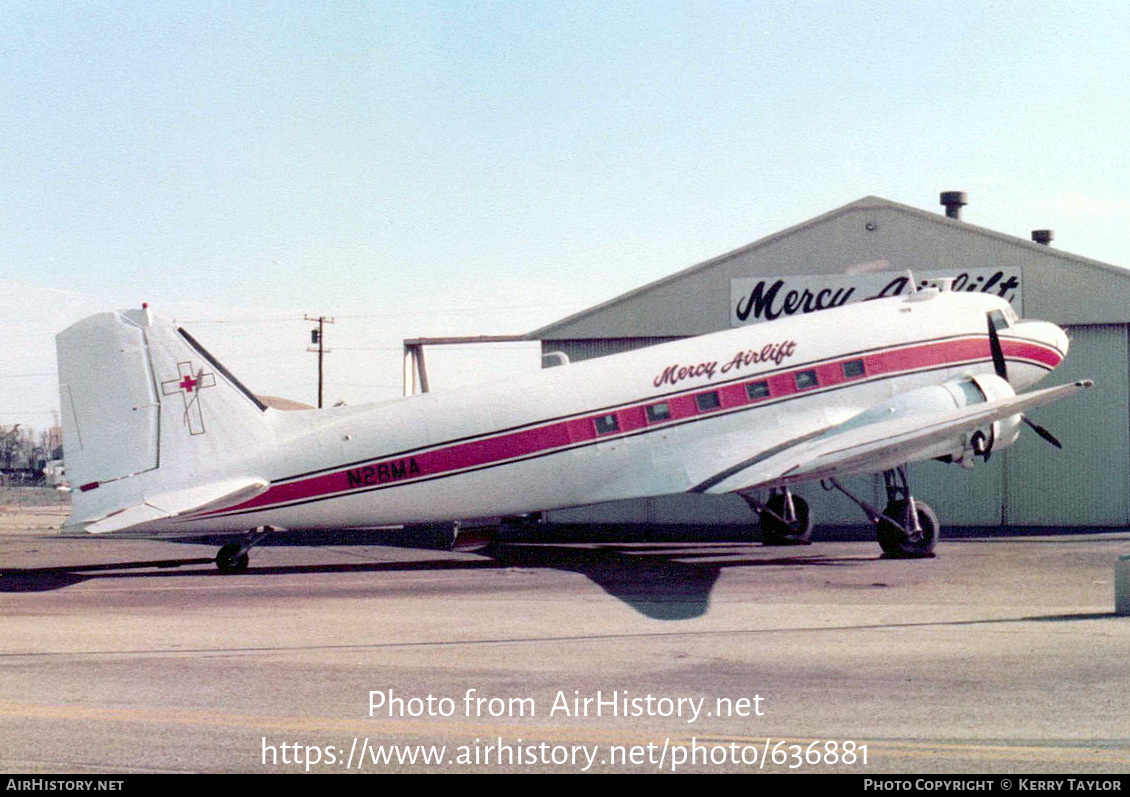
56,279,1091,573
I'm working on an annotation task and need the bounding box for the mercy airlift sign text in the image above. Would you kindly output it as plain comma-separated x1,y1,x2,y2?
731,268,1022,327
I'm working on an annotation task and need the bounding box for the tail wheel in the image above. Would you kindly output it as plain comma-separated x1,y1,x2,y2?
877,500,938,558
760,493,813,546
216,543,249,574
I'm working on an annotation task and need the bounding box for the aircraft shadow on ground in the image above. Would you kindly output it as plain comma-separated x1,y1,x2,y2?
488,542,868,619
0,527,867,619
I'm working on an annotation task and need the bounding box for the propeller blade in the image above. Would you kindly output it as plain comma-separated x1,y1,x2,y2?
1022,415,1063,449
987,314,1008,381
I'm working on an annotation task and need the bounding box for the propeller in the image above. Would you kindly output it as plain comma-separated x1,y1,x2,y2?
1021,416,1063,449
987,312,1063,450
987,314,1008,381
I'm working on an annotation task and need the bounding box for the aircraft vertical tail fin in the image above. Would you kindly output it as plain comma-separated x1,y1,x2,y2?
57,307,273,532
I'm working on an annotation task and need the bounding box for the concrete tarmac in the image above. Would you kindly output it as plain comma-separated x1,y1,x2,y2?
1,525,1128,774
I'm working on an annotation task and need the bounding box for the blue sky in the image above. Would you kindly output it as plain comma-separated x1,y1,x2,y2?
2,1,1128,432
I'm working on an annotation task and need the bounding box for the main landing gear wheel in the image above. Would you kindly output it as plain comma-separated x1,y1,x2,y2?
215,542,250,574
823,467,941,559
877,499,938,559
760,493,813,546
214,527,273,574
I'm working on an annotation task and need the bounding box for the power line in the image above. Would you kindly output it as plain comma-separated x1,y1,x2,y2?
327,382,402,389
176,302,580,324
331,304,571,319
174,315,307,325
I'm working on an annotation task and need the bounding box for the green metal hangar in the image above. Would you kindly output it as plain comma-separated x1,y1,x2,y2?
529,193,1130,529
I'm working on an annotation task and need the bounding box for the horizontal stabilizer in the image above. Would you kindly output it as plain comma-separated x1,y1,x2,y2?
82,478,269,534
695,380,1093,494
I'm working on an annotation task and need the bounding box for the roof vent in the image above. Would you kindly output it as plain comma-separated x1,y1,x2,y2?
1031,229,1054,246
940,191,968,220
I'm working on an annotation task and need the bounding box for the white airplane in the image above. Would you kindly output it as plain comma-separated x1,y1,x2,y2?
55,281,1091,573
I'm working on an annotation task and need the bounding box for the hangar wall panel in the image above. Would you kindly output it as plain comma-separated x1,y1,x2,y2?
905,457,1006,526
783,474,883,526
1005,325,1129,526
548,494,754,525
544,337,681,364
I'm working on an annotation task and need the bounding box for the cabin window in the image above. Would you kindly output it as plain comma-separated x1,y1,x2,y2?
593,414,619,435
842,359,866,379
745,381,770,400
645,402,671,423
795,369,819,390
695,391,721,412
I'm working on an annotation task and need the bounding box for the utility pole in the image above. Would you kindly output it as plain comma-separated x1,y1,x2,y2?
305,315,335,408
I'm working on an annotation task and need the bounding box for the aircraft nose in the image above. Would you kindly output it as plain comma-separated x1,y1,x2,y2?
1053,323,1069,360
1038,321,1069,361
1020,320,1069,369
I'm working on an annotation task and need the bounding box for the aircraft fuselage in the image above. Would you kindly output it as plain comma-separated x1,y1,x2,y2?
163,290,1064,534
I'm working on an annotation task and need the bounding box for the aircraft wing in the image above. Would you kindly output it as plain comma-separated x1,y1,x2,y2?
692,380,1093,495
79,478,270,534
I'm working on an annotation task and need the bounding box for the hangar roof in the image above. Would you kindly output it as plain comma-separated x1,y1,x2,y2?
529,195,1130,340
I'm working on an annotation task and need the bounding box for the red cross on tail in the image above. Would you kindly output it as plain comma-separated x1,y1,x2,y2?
161,361,216,435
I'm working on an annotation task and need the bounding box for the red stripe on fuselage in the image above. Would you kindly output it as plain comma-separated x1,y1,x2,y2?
998,336,1064,369
197,334,1063,519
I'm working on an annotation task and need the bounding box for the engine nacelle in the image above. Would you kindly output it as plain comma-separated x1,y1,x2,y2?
958,374,1022,465
846,374,1022,469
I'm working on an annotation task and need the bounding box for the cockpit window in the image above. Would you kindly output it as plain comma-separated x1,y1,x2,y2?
988,309,1011,331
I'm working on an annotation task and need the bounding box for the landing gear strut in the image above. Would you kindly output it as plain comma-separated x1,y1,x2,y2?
824,466,937,558
875,468,938,558
741,489,813,546
215,527,272,574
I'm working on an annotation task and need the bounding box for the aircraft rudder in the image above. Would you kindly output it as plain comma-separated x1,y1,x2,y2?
56,307,273,531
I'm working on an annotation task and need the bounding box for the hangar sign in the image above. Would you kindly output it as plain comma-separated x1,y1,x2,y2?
730,268,1023,327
